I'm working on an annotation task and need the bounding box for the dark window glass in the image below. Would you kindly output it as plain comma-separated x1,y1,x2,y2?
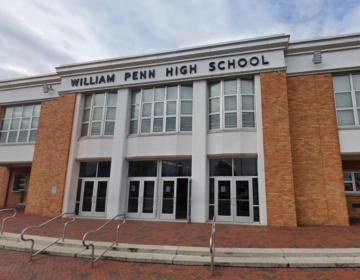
210,158,232,176
13,174,27,191
162,160,191,177
75,203,80,215
218,180,231,216
253,178,259,205
254,206,260,222
209,205,214,220
128,161,157,177
162,181,174,214
95,181,107,212
98,161,111,177
143,181,155,213
79,162,97,177
128,181,140,213
209,178,214,204
82,181,94,211
234,158,257,176
76,179,82,201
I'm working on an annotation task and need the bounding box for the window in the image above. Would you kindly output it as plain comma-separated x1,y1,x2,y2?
162,160,192,177
13,174,29,192
210,158,257,176
129,85,193,134
81,92,117,137
209,79,255,130
344,172,360,192
333,74,360,126
0,104,41,143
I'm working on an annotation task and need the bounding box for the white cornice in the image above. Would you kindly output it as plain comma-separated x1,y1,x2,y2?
0,73,60,91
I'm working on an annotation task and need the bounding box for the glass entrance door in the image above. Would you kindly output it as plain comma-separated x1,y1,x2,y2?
160,179,176,219
215,178,233,222
234,178,253,223
79,179,108,218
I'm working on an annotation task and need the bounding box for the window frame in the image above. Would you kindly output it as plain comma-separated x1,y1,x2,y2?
12,173,30,192
344,171,360,192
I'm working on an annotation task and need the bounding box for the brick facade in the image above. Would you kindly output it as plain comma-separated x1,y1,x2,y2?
287,74,349,226
25,94,76,216
260,71,297,227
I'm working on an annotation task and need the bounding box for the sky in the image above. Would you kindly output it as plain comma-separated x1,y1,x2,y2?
0,0,360,80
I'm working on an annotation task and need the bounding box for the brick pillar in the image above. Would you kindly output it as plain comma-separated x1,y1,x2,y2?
260,71,297,227
287,74,349,226
26,94,76,216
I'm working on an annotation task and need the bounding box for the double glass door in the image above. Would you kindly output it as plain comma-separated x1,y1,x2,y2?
127,178,157,219
215,177,253,222
79,179,108,218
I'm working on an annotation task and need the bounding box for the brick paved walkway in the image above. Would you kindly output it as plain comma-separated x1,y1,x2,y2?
1,249,360,280
2,210,360,248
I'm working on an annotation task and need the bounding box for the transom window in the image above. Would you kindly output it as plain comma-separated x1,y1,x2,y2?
333,74,360,126
0,104,41,143
344,172,360,192
209,79,255,130
81,92,117,137
129,85,193,134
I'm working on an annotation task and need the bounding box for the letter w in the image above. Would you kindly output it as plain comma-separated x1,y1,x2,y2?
71,79,80,87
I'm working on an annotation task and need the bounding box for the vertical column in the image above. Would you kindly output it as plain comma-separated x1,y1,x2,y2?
191,80,208,223
106,88,130,218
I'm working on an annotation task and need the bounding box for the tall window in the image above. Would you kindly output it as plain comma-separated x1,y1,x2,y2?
209,79,255,130
344,172,360,192
81,92,117,137
129,85,193,134
0,104,41,143
333,74,360,126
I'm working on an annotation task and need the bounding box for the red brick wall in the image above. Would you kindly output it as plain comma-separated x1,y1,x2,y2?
287,74,349,226
0,167,10,208
260,71,297,227
26,94,76,216
343,160,360,218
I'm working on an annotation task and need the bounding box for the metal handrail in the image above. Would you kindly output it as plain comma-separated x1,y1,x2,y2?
20,212,76,260
209,216,216,275
0,208,17,235
82,214,126,268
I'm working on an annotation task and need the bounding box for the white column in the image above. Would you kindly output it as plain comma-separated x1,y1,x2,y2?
191,80,208,223
106,88,130,218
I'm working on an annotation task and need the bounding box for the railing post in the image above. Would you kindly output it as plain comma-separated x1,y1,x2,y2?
0,208,17,235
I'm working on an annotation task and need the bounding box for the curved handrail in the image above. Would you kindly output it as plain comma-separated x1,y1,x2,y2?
0,208,17,235
209,216,216,275
82,214,126,268
20,212,76,260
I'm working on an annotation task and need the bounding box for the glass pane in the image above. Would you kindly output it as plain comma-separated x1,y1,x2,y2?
337,110,355,126
94,93,105,106
209,205,214,220
242,112,255,127
98,161,111,177
153,118,163,132
355,173,360,191
4,107,12,119
345,183,353,191
225,96,237,111
18,131,28,142
358,110,360,125
333,76,351,91
210,158,232,176
224,80,237,95
107,93,117,106
79,162,97,177
154,102,164,116
241,79,254,93
162,181,174,214
93,108,103,120
76,180,82,201
254,206,260,222
142,103,152,117
353,75,360,90
10,119,19,130
209,178,214,204
209,114,220,130
335,92,353,108
225,113,237,128
29,130,37,142
1,120,9,130
143,181,155,213
81,123,89,136
356,92,360,106
82,181,94,212
106,107,116,120
130,120,138,134
22,106,33,117
343,172,352,181
143,89,153,102
128,181,139,213
128,161,157,177
236,181,249,217
209,82,220,97
104,122,115,135
209,97,220,113
234,158,257,176
242,95,254,110
21,118,30,129
131,105,139,119
218,181,231,216
31,117,39,129
83,109,90,122
167,101,177,115
132,90,140,104
162,160,192,177
166,117,176,131
33,105,41,117
85,95,92,108
0,132,7,143
91,122,101,135
95,181,107,212
181,86,193,99
253,178,259,205
12,107,22,118
181,101,192,115
167,86,177,100
141,119,151,133
180,117,192,131
155,87,165,101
